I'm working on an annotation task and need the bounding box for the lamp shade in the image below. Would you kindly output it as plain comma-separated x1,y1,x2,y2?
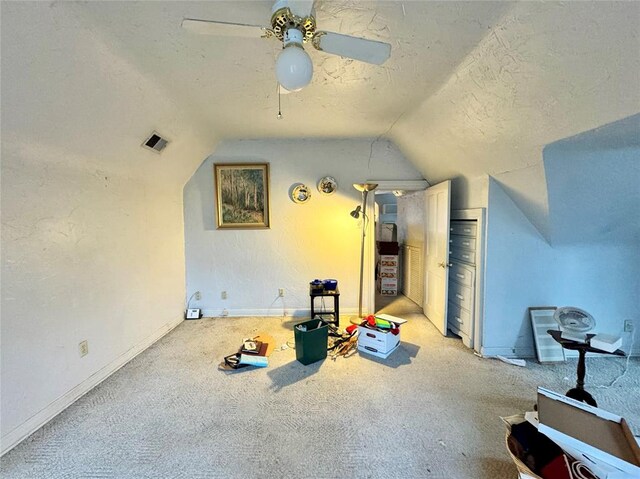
350,205,362,218
276,45,313,92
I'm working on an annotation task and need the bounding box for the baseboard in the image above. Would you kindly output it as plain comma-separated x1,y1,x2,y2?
1,317,183,456
481,346,639,359
201,307,360,318
480,347,536,358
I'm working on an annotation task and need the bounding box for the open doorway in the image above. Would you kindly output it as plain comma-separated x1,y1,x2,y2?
372,186,427,315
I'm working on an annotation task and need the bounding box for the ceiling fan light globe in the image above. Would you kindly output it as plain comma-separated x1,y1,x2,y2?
276,45,313,91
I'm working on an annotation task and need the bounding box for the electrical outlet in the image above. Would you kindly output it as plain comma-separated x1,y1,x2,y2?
221,291,227,300
278,288,284,297
195,291,201,301
79,340,89,357
624,320,633,332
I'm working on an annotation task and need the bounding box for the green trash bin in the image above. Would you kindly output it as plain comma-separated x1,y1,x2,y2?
294,318,328,365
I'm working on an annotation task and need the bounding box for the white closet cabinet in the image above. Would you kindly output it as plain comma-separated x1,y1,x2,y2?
447,209,485,350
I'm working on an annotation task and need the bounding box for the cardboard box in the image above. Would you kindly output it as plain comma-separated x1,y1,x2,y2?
379,223,397,242
357,343,399,359
358,314,407,358
537,387,640,478
381,278,398,288
380,255,398,267
358,328,400,353
590,334,623,353
379,277,398,296
377,241,399,255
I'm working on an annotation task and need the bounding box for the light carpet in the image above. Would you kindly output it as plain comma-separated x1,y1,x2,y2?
2,298,638,478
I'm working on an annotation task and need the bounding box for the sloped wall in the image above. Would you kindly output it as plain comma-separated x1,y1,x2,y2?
482,178,639,357
183,139,424,317
544,114,640,246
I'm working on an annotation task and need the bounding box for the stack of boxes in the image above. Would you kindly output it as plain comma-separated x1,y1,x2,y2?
377,224,399,296
379,254,398,296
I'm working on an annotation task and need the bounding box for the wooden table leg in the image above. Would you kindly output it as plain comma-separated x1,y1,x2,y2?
566,349,597,407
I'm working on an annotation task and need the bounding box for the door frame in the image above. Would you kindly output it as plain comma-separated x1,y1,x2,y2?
364,179,429,315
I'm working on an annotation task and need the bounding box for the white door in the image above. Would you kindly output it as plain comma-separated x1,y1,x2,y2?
423,180,451,336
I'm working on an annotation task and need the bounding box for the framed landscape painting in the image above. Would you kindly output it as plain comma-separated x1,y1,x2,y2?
214,163,270,229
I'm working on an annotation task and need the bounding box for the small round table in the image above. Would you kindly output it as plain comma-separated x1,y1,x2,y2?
547,329,625,407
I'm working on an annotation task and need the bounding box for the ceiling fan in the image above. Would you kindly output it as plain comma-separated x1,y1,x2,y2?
181,0,392,92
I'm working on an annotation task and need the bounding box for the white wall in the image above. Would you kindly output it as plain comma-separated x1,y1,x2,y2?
1,155,186,453
482,178,639,357
396,191,426,248
183,139,424,317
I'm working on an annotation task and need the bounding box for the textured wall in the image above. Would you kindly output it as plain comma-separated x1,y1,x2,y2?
396,191,426,248
0,155,186,451
392,1,640,239
183,138,424,317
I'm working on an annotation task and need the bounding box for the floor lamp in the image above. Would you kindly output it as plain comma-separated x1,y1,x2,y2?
350,183,378,321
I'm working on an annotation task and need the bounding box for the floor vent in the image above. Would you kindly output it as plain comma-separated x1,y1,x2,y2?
142,131,169,153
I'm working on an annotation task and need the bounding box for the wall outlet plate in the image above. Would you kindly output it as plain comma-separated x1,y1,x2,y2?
79,340,89,357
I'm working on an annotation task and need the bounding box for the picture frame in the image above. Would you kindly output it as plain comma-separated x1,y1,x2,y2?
529,307,565,363
214,163,270,229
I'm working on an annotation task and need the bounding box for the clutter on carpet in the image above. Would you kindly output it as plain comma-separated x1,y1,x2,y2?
503,387,640,479
357,313,407,359
218,333,275,372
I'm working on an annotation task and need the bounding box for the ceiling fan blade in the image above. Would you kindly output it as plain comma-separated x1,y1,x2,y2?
312,31,391,65
181,18,268,38
287,0,315,18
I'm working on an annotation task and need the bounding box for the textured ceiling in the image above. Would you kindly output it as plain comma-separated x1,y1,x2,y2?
2,1,639,239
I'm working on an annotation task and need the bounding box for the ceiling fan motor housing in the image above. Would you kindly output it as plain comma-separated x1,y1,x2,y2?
270,5,316,42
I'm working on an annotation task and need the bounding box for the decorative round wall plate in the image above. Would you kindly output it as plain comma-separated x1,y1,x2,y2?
290,183,311,204
317,176,338,195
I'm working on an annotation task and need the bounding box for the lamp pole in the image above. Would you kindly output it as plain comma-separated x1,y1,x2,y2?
357,189,369,318
353,183,378,320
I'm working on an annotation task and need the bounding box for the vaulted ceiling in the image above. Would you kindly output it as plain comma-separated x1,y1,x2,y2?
2,1,639,242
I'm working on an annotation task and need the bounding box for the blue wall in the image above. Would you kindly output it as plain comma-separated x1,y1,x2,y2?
482,178,639,357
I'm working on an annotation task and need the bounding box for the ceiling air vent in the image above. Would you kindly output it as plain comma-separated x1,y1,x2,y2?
142,131,169,153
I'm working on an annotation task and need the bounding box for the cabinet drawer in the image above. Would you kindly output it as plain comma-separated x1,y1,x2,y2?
449,234,475,251
449,247,475,265
448,302,471,337
450,221,477,237
449,281,472,311
449,262,475,288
